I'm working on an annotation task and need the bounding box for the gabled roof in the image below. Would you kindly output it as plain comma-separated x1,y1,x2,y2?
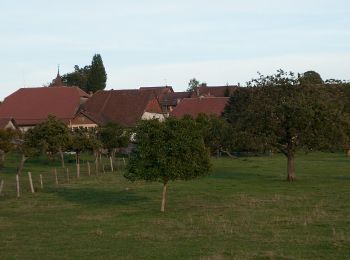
81,90,164,127
160,92,191,106
170,97,229,118
0,118,17,129
191,85,237,97
0,87,89,126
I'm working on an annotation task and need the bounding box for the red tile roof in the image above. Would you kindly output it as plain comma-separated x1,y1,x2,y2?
0,87,89,126
191,85,237,97
81,90,164,127
160,92,191,106
170,97,229,118
0,118,17,129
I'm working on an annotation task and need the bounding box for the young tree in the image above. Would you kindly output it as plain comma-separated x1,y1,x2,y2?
99,122,130,158
15,129,42,175
223,70,349,181
125,118,211,212
195,114,234,158
33,116,71,167
86,54,107,93
0,128,18,169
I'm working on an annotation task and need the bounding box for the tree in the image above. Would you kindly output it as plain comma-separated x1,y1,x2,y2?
223,70,349,181
15,129,42,175
61,65,90,91
86,54,107,93
125,118,211,212
99,122,130,158
195,114,235,158
299,71,324,85
187,78,200,92
33,116,71,167
0,128,18,169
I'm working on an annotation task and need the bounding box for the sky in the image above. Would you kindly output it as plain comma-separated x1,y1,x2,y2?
0,0,349,99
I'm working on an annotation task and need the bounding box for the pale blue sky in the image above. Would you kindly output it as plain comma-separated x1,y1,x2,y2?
0,0,349,99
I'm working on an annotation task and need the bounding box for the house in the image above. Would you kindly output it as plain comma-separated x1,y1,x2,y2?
0,73,91,131
191,84,237,98
170,97,229,119
160,91,191,113
0,118,18,130
80,89,165,127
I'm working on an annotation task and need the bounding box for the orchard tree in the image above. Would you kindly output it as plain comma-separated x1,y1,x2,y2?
0,128,18,169
99,122,130,158
125,118,211,212
15,129,42,175
86,54,107,93
33,116,71,167
223,70,349,181
195,114,235,158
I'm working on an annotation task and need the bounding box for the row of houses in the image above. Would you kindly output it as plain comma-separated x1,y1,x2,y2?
0,72,236,131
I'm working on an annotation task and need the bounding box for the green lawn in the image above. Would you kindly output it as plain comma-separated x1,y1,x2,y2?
0,152,349,259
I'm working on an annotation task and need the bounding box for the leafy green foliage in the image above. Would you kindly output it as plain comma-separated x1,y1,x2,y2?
299,70,324,85
223,70,349,180
62,54,107,93
61,65,90,91
0,129,18,168
195,114,233,156
125,118,211,184
187,78,199,92
86,54,107,93
31,116,71,157
98,122,130,156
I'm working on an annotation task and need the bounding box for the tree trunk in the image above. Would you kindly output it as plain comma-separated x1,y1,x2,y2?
0,150,5,169
347,149,350,157
17,154,27,175
161,182,168,212
58,147,65,168
287,152,296,181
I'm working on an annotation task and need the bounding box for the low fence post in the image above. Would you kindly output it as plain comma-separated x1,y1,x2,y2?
28,172,35,193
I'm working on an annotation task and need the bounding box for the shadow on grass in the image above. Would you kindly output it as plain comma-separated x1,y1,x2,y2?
47,187,149,206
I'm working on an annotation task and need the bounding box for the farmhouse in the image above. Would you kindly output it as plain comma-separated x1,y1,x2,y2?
170,97,229,119
0,73,90,131
0,118,18,130
80,89,165,127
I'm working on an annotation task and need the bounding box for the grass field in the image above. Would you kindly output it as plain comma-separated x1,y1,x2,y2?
0,152,349,259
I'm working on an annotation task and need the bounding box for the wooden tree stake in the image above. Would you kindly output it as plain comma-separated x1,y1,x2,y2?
87,162,91,176
77,163,80,178
109,157,114,172
39,174,43,189
66,168,70,183
54,168,58,185
16,174,20,198
28,172,35,193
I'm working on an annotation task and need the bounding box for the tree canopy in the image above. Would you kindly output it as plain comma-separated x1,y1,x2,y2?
99,122,130,157
125,118,211,212
62,54,107,93
86,54,107,93
223,70,349,181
